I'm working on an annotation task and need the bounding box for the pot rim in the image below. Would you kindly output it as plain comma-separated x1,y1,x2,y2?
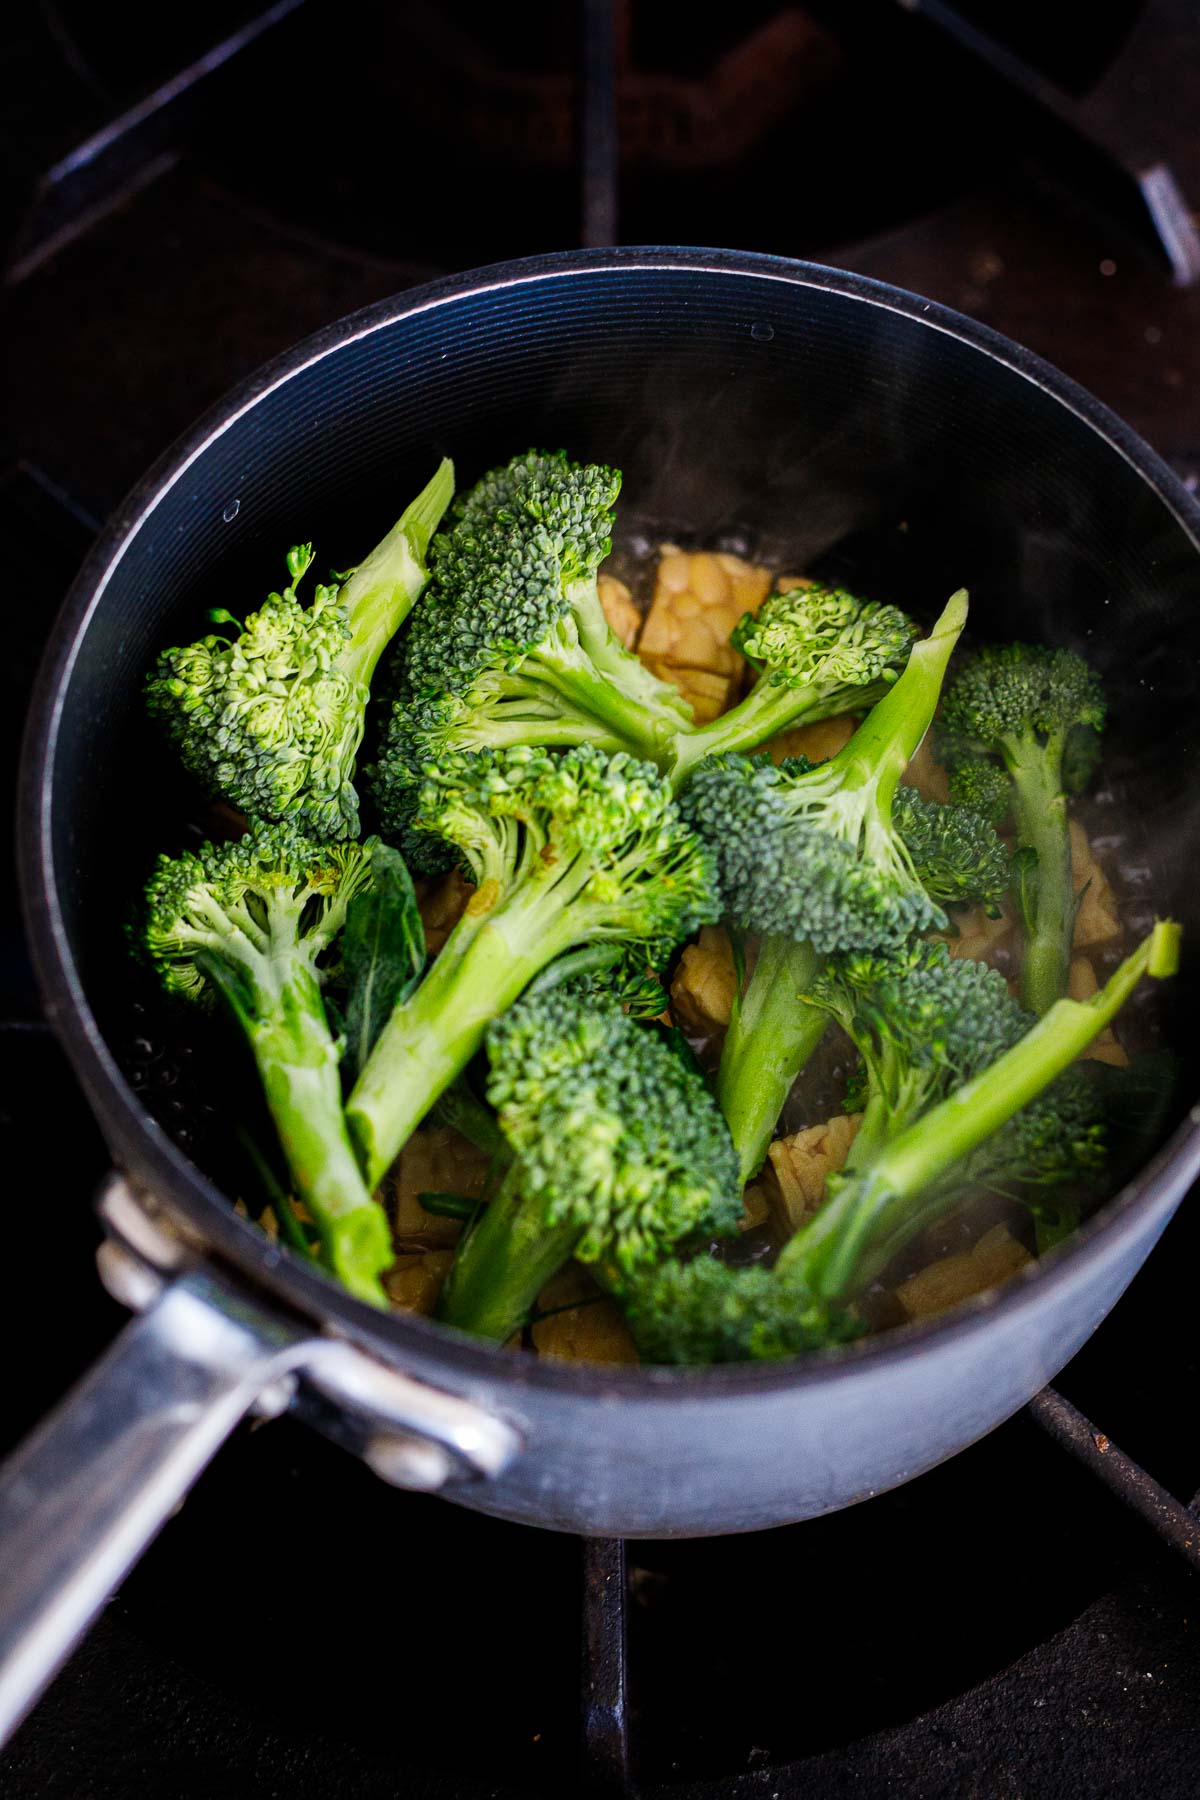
20,244,1200,1400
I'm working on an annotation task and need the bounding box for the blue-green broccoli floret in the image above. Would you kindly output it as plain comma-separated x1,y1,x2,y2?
345,743,719,1189
685,750,947,954
683,591,969,955
146,460,453,839
891,787,1011,916
436,989,740,1341
621,922,1177,1364
806,941,1037,1163
138,822,392,1301
939,643,1106,1014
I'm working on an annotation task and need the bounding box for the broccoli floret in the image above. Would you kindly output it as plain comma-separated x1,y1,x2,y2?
805,941,1038,1166
665,584,919,786
892,787,1011,916
939,644,1106,1013
945,757,1011,826
525,939,670,1020
371,452,693,830
624,921,1178,1363
685,588,968,1183
627,1256,861,1364
147,460,454,839
435,989,740,1341
345,743,718,1188
139,822,392,1301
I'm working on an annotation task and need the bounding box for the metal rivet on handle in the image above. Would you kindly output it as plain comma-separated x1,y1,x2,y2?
363,1433,456,1492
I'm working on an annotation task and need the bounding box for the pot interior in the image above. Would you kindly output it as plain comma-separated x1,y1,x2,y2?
36,255,1200,1326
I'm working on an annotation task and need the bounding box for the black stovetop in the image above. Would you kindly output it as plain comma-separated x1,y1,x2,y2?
2,4,1200,1796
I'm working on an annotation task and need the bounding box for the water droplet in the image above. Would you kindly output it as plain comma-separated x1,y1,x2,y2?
750,321,774,342
222,498,241,522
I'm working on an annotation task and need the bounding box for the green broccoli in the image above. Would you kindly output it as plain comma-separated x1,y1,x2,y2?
891,787,1011,917
945,757,1011,826
524,938,670,1020
345,743,718,1190
373,451,692,805
684,588,968,1183
435,988,740,1341
147,459,454,838
371,454,919,859
626,920,1178,1363
938,644,1105,1013
427,941,669,1193
665,584,920,786
139,822,393,1302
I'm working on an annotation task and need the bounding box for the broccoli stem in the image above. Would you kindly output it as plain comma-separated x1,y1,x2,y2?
337,458,455,689
433,1077,512,1164
716,935,827,1184
780,920,1180,1304
570,579,694,724
435,1164,581,1340
668,677,888,787
1006,728,1074,1015
531,642,682,762
346,908,558,1190
709,592,969,1180
833,588,969,803
247,962,394,1303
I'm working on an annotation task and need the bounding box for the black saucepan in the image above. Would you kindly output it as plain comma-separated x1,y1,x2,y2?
3,248,1199,1741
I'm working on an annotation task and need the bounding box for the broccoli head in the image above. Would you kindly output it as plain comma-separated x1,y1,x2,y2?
945,757,1011,826
626,1255,859,1364
146,460,454,838
691,588,969,1186
892,786,1011,916
436,988,740,1340
939,643,1106,1013
346,742,718,1188
685,750,947,954
371,451,693,846
140,822,392,1301
666,584,919,785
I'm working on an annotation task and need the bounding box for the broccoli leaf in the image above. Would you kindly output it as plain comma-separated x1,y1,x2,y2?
342,845,425,1081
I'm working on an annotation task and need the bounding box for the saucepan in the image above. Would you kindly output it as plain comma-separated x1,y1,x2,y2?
4,248,1199,1741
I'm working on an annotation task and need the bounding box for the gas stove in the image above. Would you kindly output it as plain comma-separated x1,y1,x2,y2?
3,4,1199,1795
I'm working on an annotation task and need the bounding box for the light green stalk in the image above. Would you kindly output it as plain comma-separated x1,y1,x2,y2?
716,936,827,1185
435,1165,580,1340
779,920,1181,1304
714,591,968,1179
346,866,611,1190
337,458,455,689
246,959,391,1302
1006,728,1074,1016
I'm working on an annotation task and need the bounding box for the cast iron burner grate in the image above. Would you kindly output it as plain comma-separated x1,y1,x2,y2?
3,4,1200,1795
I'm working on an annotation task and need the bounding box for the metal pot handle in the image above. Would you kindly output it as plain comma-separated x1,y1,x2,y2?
0,1179,520,1745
